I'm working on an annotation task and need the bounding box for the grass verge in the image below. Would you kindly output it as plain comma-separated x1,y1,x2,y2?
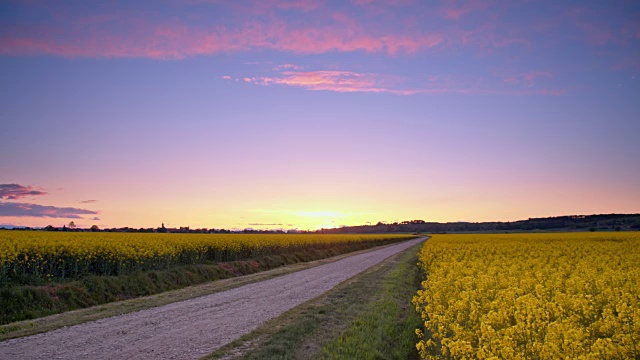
205,240,424,360
0,239,414,341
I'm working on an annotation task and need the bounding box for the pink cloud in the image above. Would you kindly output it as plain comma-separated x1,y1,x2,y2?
442,0,492,20
352,0,375,5
450,23,529,52
0,202,98,219
181,0,322,12
244,76,275,85
410,74,563,95
0,0,447,60
244,70,412,94
0,22,443,58
272,71,388,92
351,0,416,11
224,0,324,13
6,0,631,64
443,8,465,20
222,75,232,80
0,184,47,200
536,89,566,96
576,22,615,46
243,61,274,65
245,22,443,55
612,55,640,70
238,69,564,96
503,71,553,87
621,21,640,42
274,63,303,70
275,0,322,12
568,5,639,47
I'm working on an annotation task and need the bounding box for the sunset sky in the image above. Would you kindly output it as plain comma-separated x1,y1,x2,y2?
1,0,639,230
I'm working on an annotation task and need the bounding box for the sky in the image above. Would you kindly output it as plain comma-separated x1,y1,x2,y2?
1,0,639,231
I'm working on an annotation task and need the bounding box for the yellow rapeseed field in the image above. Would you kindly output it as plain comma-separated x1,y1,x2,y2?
0,231,414,281
413,232,640,359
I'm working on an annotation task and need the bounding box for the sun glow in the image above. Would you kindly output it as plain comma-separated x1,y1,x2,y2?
242,208,378,231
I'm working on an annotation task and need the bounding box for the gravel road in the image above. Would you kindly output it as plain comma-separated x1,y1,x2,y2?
0,237,424,360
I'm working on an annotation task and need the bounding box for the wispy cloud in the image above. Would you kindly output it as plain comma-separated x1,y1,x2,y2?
80,199,98,204
273,63,303,71
249,209,377,217
2,1,635,62
243,61,274,65
0,18,442,59
441,0,492,20
0,1,446,59
0,202,99,219
233,68,564,95
351,0,416,13
503,71,553,88
1,0,634,97
0,184,47,200
208,0,324,13
244,70,410,94
280,0,323,12
567,5,639,47
612,55,640,70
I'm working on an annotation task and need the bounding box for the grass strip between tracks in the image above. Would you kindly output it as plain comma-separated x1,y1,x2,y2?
0,239,419,341
205,240,424,360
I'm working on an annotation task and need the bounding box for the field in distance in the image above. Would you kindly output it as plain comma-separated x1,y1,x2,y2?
0,231,415,324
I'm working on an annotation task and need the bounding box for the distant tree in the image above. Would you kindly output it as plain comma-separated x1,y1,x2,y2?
68,221,76,229
90,225,99,232
589,227,596,232
44,225,56,231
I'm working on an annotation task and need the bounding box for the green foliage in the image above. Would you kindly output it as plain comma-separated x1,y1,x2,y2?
0,240,398,325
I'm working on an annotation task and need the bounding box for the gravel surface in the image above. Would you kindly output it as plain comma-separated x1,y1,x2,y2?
0,237,424,360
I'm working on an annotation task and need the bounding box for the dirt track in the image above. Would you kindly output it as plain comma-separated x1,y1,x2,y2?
0,237,424,360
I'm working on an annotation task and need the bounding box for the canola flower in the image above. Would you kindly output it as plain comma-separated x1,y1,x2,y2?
0,232,414,282
413,232,640,359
